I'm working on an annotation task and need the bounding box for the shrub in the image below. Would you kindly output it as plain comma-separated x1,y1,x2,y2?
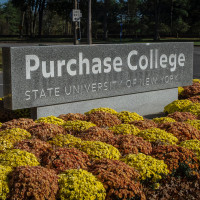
0,128,31,142
188,95,200,103
48,134,82,148
193,79,200,83
85,107,118,115
167,111,197,122
0,165,12,200
76,126,115,143
178,86,184,96
144,176,200,200
185,119,200,130
117,111,143,123
151,145,199,177
181,82,200,98
137,128,178,145
112,134,152,155
35,115,65,126
28,122,65,141
63,120,96,133
58,113,88,121
8,166,58,200
183,103,200,116
14,139,52,161
87,111,121,128
58,169,106,200
129,119,157,130
153,117,176,124
77,141,121,160
41,147,90,173
164,100,193,114
158,122,200,141
180,139,200,160
109,124,140,135
0,118,36,130
0,138,13,151
89,159,146,200
122,153,169,183
0,149,39,167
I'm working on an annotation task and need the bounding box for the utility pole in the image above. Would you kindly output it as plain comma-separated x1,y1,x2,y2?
87,0,92,45
74,0,78,45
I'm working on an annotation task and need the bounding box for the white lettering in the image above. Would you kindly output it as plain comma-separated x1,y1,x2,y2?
26,55,39,79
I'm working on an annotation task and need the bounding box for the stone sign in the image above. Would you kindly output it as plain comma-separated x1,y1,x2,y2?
2,43,193,110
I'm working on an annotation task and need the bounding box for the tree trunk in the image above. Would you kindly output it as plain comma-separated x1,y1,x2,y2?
74,0,78,45
103,0,108,40
38,0,46,37
87,0,92,44
154,0,160,41
19,11,25,38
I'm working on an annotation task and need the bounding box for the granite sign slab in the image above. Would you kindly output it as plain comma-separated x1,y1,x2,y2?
2,43,193,110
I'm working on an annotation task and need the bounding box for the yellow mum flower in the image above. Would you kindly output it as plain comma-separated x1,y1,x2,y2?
109,124,140,135
122,153,169,183
117,111,143,123
153,117,176,124
77,141,121,160
85,107,118,115
35,115,65,126
58,169,106,200
164,99,193,114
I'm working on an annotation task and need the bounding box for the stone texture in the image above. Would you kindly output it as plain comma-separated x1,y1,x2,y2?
2,43,193,110
31,88,178,119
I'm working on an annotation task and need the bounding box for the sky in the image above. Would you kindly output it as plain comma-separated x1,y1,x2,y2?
0,0,8,4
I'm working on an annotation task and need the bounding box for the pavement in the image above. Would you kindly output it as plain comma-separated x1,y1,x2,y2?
0,44,199,98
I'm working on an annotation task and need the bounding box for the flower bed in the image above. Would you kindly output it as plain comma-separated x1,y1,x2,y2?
1,81,200,199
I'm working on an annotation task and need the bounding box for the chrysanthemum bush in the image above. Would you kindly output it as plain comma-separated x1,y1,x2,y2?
129,119,157,130
183,103,200,116
58,169,106,200
109,123,140,135
8,166,58,200
77,141,121,160
35,115,65,126
28,122,65,141
58,113,88,121
181,82,200,98
76,126,115,143
48,134,82,147
63,120,96,133
151,145,199,178
158,122,200,141
0,165,12,200
167,111,197,122
41,147,90,173
137,128,178,145
87,111,121,128
89,159,146,200
0,118,36,130
13,139,52,161
180,139,200,160
0,149,39,167
188,95,200,103
111,134,152,156
117,111,143,123
153,117,176,124
122,153,169,184
85,107,118,115
0,128,31,143
185,119,200,130
164,99,193,114
0,138,13,151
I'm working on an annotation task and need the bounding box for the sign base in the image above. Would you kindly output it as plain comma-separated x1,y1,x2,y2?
31,88,178,120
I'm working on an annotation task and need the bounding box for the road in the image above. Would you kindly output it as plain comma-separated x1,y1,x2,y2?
0,45,199,97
